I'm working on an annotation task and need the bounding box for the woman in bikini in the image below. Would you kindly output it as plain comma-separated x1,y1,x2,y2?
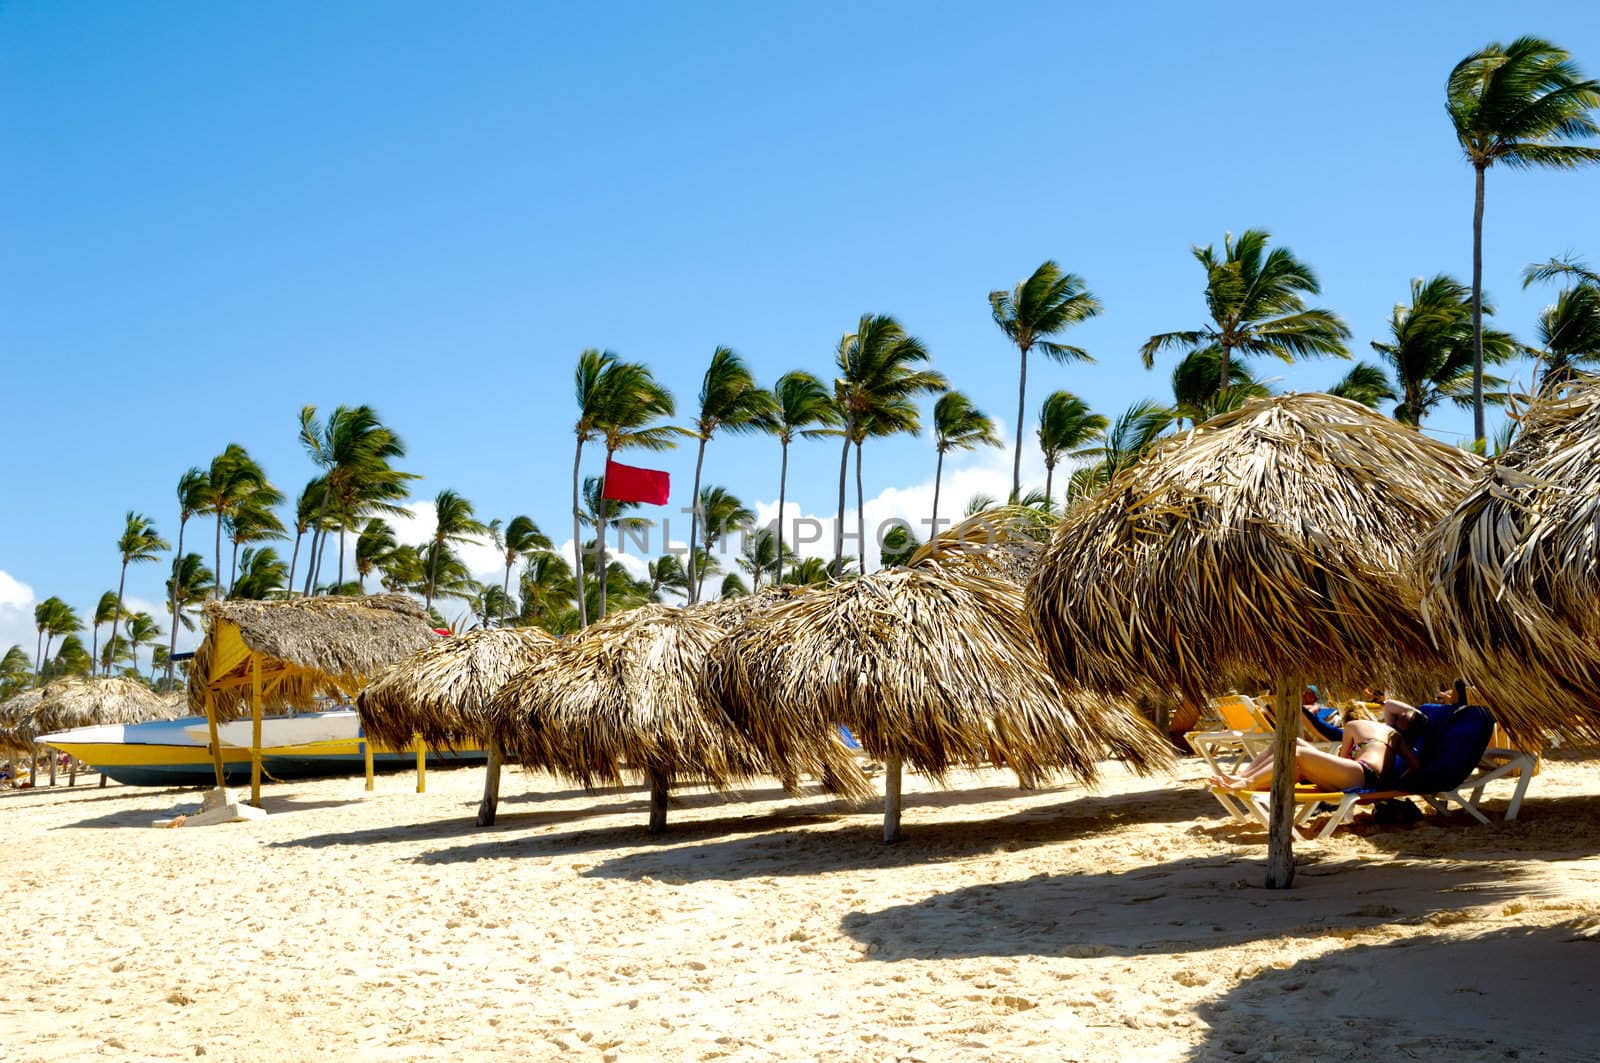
1211,700,1423,792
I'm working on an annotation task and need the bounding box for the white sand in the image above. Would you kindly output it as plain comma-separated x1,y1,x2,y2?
4,754,1600,1061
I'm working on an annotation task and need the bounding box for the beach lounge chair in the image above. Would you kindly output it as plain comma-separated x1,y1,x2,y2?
1209,703,1538,837
1187,694,1337,777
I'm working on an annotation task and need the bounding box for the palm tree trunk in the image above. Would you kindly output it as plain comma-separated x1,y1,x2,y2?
287,528,303,595
572,437,588,628
338,511,348,589
312,530,332,597
425,539,440,611
107,562,127,680
304,487,332,596
34,629,44,682
854,440,866,575
931,448,945,536
686,437,708,604
1044,463,1054,509
776,440,790,585
167,516,187,687
1217,341,1232,402
214,512,225,600
1013,342,1028,500
596,449,613,620
833,428,852,572
1470,163,1487,445
230,538,241,595
91,623,100,678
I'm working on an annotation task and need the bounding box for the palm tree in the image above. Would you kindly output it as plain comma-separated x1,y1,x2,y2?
1326,362,1399,410
226,493,287,593
166,466,208,683
990,261,1102,497
285,478,326,596
1168,348,1274,428
491,515,550,605
735,526,795,590
877,522,921,568
1,645,30,700
471,585,515,629
379,544,425,594
590,363,682,621
123,612,161,680
1448,37,1600,442
354,519,398,592
569,349,620,629
298,405,414,594
697,486,754,582
647,553,689,602
1141,229,1351,404
88,591,119,678
787,556,854,586
831,314,946,571
718,573,749,600
50,635,91,679
686,347,776,603
767,370,841,584
930,391,1001,533
1066,400,1175,503
1524,270,1600,393
32,597,81,681
231,547,289,601
1368,274,1519,426
199,444,270,601
165,552,215,671
425,489,487,611
518,551,575,629
107,511,168,678
1036,392,1109,506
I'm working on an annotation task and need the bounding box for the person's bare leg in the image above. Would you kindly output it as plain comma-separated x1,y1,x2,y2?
1288,744,1368,790
1213,745,1278,789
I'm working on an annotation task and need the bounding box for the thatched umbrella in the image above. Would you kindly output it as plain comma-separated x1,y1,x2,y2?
187,594,440,804
1027,393,1482,887
1420,382,1600,744
705,564,1173,842
29,677,182,787
488,605,840,833
907,504,1059,586
0,688,45,783
357,626,558,826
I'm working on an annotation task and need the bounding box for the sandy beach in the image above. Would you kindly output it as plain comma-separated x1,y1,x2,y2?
5,754,1600,1062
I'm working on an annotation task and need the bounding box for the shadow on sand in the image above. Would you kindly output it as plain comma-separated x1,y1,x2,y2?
60,793,359,829
1184,922,1600,1061
834,854,1539,962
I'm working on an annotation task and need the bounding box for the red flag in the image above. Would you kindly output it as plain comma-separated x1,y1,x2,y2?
602,458,670,505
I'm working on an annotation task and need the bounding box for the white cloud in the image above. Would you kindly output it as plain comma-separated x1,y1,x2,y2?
0,569,37,658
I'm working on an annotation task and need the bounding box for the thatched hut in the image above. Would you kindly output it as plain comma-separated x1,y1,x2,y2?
705,565,1173,842
1027,393,1482,886
187,594,440,804
1420,382,1600,744
488,605,840,833
358,626,558,826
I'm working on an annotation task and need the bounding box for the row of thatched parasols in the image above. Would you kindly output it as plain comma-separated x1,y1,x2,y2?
359,386,1600,886
1,677,184,786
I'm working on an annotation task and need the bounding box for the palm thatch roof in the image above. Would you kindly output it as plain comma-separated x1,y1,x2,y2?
0,688,45,755
488,605,838,801
357,626,558,752
691,584,813,630
187,594,440,721
32,676,180,734
705,565,1172,793
1028,393,1483,707
1419,382,1600,742
908,505,1059,585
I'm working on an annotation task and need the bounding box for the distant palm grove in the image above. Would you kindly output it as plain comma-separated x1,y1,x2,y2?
5,36,1598,702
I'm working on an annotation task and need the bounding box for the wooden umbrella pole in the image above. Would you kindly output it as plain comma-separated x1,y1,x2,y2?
68,757,77,787
647,768,669,834
1265,677,1302,889
48,744,56,786
249,656,264,808
414,733,426,794
205,690,227,789
363,738,374,792
883,752,904,844
29,742,37,787
477,742,502,827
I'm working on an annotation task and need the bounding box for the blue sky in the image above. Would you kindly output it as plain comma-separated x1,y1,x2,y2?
3,3,1598,652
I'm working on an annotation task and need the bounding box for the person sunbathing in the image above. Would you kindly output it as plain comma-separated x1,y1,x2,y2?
1211,705,1422,792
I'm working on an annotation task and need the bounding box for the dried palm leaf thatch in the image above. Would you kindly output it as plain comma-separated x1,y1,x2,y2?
1028,393,1483,708
1419,381,1600,742
0,688,46,755
691,584,814,631
908,505,1059,585
358,626,558,753
32,676,180,733
188,594,440,720
705,565,1173,796
487,606,802,807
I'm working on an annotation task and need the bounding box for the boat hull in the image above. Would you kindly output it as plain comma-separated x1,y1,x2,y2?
40,714,486,788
